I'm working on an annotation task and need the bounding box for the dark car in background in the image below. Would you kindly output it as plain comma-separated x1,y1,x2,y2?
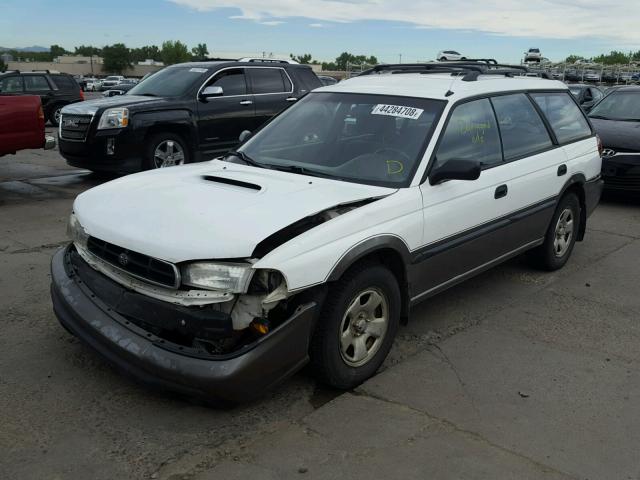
0,71,84,126
589,86,640,193
58,59,322,174
568,84,603,112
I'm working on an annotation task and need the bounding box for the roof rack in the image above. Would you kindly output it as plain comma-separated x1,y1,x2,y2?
359,60,531,82
238,57,299,65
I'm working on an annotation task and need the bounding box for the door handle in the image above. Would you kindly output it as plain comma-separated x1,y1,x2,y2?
494,184,508,199
239,100,253,105
557,164,567,176
286,97,298,102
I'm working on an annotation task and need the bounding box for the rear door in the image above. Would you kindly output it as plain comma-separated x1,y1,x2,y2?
246,67,295,131
23,75,54,112
196,67,255,155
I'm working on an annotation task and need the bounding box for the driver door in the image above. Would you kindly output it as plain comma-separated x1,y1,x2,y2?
196,68,255,156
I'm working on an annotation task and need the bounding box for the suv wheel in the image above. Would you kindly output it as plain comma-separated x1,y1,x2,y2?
144,133,189,169
531,193,580,271
49,105,64,127
440,57,447,61
310,263,400,389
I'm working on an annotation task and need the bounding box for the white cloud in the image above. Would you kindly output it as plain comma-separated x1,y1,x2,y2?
169,0,640,42
259,20,285,25
309,23,325,28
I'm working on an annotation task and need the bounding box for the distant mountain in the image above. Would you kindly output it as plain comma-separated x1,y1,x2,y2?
0,46,49,52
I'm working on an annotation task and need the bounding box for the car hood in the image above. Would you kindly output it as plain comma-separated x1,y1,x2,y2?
590,118,640,151
73,161,395,263
61,95,165,116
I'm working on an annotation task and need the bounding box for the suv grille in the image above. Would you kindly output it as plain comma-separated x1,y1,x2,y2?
87,237,180,289
60,114,92,142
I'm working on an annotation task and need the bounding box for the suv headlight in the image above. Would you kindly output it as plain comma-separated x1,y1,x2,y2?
97,107,129,130
181,262,254,293
67,213,89,248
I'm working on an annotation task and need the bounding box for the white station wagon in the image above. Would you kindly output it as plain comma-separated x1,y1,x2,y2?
51,61,603,403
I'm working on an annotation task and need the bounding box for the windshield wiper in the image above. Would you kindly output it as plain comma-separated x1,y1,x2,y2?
589,115,611,120
264,164,335,179
138,93,158,97
225,150,265,168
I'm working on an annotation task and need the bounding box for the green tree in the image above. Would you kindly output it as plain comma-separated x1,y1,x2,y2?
191,43,209,61
130,45,161,63
290,53,315,64
102,43,132,74
592,50,631,65
565,54,586,64
161,40,191,65
0,57,5,72
50,44,68,61
74,45,102,57
323,52,378,71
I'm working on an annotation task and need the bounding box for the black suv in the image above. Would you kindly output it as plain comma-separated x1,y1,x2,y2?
0,71,84,126
58,60,322,174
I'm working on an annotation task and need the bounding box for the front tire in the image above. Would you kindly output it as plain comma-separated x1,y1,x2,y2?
310,263,401,389
440,57,447,62
531,193,580,271
143,133,189,170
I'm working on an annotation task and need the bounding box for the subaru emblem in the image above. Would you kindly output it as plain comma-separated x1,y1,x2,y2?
118,252,129,266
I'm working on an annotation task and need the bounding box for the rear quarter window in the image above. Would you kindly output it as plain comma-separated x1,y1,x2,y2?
491,93,552,160
51,75,78,90
531,92,592,144
294,68,322,92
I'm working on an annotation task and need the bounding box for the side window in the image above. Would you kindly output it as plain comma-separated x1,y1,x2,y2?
207,69,247,96
593,88,603,102
435,98,502,168
0,76,24,93
24,75,51,92
249,68,287,94
491,94,552,160
280,70,292,92
51,75,76,90
531,92,592,144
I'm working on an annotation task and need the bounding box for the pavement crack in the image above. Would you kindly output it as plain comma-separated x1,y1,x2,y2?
353,389,580,480
10,240,68,254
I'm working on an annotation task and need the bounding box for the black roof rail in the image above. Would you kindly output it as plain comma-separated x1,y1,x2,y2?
29,69,51,73
359,63,485,76
1,69,20,74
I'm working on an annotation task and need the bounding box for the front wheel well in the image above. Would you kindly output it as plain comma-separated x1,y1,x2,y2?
330,248,410,323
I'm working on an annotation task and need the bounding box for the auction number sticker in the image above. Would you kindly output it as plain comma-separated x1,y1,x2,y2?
371,104,423,120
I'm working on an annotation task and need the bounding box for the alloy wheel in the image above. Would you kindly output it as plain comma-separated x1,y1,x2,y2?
553,208,574,257
153,140,185,168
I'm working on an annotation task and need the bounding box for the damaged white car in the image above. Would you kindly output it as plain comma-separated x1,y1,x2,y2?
51,61,602,402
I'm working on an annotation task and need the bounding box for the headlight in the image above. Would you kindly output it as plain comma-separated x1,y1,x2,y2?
181,262,254,293
67,213,89,248
97,107,129,130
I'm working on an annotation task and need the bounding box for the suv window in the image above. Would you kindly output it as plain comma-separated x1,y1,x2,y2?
249,68,289,94
592,88,603,102
209,68,247,96
435,98,502,168
0,75,24,93
531,92,592,144
491,94,552,160
51,75,76,90
24,75,51,91
295,68,322,93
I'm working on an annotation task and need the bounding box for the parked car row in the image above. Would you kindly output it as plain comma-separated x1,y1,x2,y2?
49,60,608,403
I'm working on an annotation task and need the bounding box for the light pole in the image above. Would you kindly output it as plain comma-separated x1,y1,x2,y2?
399,53,402,64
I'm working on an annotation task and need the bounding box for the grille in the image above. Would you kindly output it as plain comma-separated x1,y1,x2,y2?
603,174,640,191
87,237,180,288
60,114,92,142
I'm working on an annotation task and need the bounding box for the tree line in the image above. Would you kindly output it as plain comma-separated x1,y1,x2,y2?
1,41,209,73
290,52,378,71
565,50,640,65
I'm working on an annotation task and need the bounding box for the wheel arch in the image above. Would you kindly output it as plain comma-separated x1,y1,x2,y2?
326,236,412,322
557,173,587,241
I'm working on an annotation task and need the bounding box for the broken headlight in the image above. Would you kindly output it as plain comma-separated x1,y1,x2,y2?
67,213,89,249
181,262,254,293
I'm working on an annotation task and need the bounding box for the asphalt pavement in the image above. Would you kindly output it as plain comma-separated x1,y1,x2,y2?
1,136,639,479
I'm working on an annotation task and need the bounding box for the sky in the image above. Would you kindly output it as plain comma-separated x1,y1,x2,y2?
1,0,639,64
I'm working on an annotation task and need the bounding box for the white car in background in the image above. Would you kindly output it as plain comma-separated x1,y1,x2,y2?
100,75,125,91
437,50,466,61
524,48,542,62
84,78,102,91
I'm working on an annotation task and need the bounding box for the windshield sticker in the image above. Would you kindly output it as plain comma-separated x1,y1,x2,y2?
189,68,208,73
372,104,423,120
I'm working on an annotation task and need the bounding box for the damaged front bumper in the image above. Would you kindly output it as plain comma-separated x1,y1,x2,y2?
50,245,319,403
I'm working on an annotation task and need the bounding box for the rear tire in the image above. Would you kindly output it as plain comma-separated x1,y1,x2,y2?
49,105,64,127
530,193,580,271
310,263,401,389
143,133,189,170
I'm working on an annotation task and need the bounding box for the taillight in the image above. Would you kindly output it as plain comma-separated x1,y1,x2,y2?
38,105,45,120
596,134,603,158
79,89,85,100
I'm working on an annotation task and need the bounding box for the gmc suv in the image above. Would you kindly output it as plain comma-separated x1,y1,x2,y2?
0,71,84,126
58,59,322,174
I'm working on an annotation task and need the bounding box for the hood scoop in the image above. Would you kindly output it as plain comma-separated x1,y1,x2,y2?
202,175,262,191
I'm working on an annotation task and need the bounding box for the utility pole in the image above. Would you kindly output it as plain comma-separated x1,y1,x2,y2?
399,53,402,64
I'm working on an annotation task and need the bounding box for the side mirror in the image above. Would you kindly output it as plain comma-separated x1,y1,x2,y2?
200,86,223,101
429,159,481,185
239,130,253,143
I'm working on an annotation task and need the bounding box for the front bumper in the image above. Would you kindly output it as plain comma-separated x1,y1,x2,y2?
601,154,640,192
59,128,144,174
50,246,319,403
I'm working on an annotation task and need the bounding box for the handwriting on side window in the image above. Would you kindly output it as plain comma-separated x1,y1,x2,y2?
456,120,492,144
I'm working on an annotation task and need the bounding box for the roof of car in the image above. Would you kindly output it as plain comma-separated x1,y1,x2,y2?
318,72,568,101
167,60,310,70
